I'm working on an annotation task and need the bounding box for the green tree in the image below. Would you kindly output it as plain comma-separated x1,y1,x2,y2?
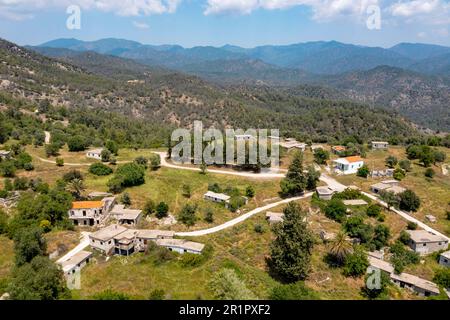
379,191,399,209
424,168,435,178
182,184,192,198
0,160,16,177
156,202,169,219
328,231,353,266
245,185,255,198
313,148,330,165
268,203,314,282
45,143,60,157
398,190,421,212
209,268,257,300
357,165,370,178
306,166,321,190
101,149,112,162
433,268,450,289
65,178,85,200
89,163,113,176
134,156,148,169
385,156,398,168
8,256,68,300
372,224,391,250
121,192,131,206
393,168,406,181
105,140,119,156
366,204,382,218
280,151,307,197
343,246,369,277
55,158,64,167
399,159,412,172
13,227,47,266
178,204,198,227
204,208,214,223
325,199,347,223
149,154,161,171
67,135,88,152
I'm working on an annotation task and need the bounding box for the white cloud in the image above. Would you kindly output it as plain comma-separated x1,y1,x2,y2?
388,0,439,17
133,21,150,29
0,0,182,19
203,0,380,19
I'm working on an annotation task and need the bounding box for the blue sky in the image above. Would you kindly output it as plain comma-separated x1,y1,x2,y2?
0,0,448,48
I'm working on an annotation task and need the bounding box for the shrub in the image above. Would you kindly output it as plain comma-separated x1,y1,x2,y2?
204,209,214,223
325,199,347,223
149,154,161,171
398,231,411,245
245,185,255,198
424,168,435,178
134,156,148,169
209,269,257,300
148,289,165,300
121,192,131,206
89,163,113,176
433,269,450,289
143,199,156,216
357,165,370,178
178,204,198,226
393,168,406,181
67,135,88,152
390,241,420,274
156,202,169,219
399,159,412,172
13,177,29,190
343,246,369,277
63,170,84,182
366,204,382,218
55,158,64,167
101,149,111,162
385,156,398,168
407,221,418,230
92,290,130,300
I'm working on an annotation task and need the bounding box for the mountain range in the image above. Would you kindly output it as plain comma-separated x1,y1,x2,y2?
28,38,450,131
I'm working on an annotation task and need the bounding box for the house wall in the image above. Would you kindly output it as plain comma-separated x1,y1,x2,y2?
410,240,449,255
165,246,201,255
90,237,115,254
70,207,102,219
64,257,91,276
391,279,438,297
86,152,102,159
439,255,450,267
372,143,389,149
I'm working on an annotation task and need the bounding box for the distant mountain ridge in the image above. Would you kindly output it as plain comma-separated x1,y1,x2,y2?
38,38,450,76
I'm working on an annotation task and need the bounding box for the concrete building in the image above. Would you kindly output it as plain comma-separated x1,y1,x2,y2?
113,228,138,256
332,156,365,175
204,191,231,205
371,141,389,150
89,224,127,254
279,139,307,151
331,146,346,154
110,205,143,226
0,150,11,159
370,181,406,195
406,230,449,255
439,251,450,268
390,273,440,297
69,200,108,227
311,144,324,151
156,238,205,255
266,212,284,224
86,148,103,160
316,187,334,200
59,250,93,277
343,199,368,206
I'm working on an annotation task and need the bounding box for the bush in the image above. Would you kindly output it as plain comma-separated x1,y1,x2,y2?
393,168,406,181
0,160,16,177
357,165,370,178
178,204,198,226
254,224,264,234
343,246,369,277
245,185,255,198
204,209,214,223
325,199,347,223
134,156,148,169
89,163,113,176
143,199,156,216
23,162,34,171
108,163,145,193
92,290,130,300
390,241,420,274
101,149,111,162
385,156,398,168
425,168,435,178
398,231,411,245
366,204,382,218
399,159,412,172
156,202,169,219
67,135,88,152
433,269,450,289
407,221,418,230
228,196,247,213
63,170,84,182
121,192,131,206
55,158,64,167
149,154,161,171
148,289,165,300
209,268,257,300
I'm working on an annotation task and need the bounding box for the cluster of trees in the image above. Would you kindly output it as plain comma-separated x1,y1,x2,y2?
406,145,446,168
0,146,34,178
107,163,146,193
280,151,320,197
379,189,421,212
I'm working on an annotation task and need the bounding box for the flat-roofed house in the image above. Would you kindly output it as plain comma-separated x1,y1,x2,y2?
332,156,365,175
110,205,143,226
69,201,106,226
89,224,127,254
439,251,450,267
59,250,93,277
371,181,406,195
135,230,175,251
279,139,307,151
86,148,103,160
390,273,440,297
113,228,138,256
156,238,205,255
371,141,389,150
311,144,324,151
204,191,231,205
266,212,284,224
406,230,449,255
331,146,346,154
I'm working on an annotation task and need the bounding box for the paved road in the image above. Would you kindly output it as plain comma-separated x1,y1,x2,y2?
56,232,91,264
175,192,314,237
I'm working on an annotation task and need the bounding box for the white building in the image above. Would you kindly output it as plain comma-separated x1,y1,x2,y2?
68,197,116,227
316,187,334,200
204,191,231,205
332,156,365,175
406,230,449,255
156,238,205,255
59,250,93,277
86,148,104,160
110,205,143,226
89,224,128,254
0,150,11,159
266,212,284,224
371,141,389,149
439,251,450,268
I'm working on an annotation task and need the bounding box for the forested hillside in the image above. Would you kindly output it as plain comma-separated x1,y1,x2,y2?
0,38,427,145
